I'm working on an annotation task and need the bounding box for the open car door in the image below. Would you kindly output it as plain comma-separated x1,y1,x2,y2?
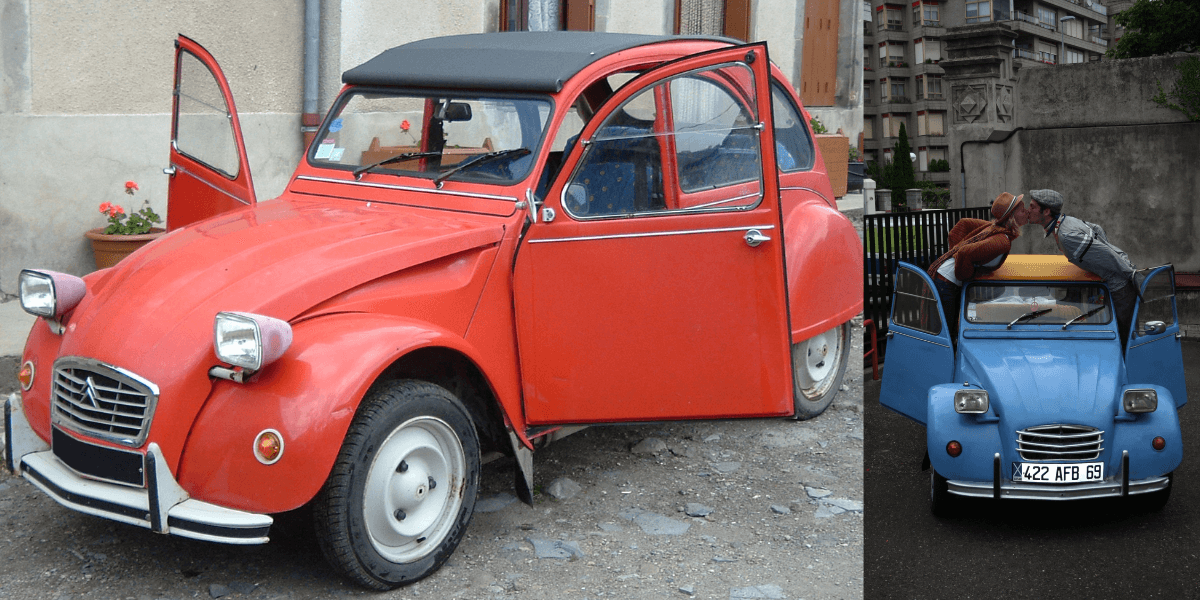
878,263,954,424
1126,265,1188,408
513,43,791,424
166,35,256,230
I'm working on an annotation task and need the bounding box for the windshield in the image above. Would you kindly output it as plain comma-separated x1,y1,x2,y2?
965,282,1112,325
310,90,552,185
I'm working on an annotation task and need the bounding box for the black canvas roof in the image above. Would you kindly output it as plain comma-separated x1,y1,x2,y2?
342,31,731,93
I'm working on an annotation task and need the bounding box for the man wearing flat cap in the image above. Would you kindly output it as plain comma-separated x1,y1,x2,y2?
1025,189,1139,344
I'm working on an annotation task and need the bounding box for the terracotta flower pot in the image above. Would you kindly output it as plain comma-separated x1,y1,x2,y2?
84,227,166,270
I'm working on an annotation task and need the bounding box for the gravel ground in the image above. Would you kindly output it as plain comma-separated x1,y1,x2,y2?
0,212,866,600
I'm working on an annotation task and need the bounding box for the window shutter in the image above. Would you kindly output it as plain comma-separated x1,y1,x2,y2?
564,0,594,31
723,0,751,41
801,0,840,106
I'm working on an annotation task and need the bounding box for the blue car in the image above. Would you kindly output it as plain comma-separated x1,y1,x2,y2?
880,255,1187,514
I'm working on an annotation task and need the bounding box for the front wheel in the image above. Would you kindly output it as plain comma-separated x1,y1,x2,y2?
790,321,851,420
314,380,480,590
930,469,953,517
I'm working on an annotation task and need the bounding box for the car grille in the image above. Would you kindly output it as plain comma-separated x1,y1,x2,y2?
52,358,158,447
1017,424,1104,461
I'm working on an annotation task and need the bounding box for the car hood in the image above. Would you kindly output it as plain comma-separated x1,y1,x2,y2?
54,197,504,460
957,337,1123,430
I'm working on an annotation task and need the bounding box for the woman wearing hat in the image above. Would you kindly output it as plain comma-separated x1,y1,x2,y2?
927,192,1028,339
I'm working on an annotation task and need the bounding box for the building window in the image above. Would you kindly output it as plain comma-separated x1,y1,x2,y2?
924,2,940,25
890,115,905,137
965,0,990,23
1036,7,1056,30
891,79,907,102
926,76,943,100
864,117,874,139
1065,49,1084,64
928,147,947,164
880,78,889,101
864,81,872,102
927,111,944,135
915,76,924,100
501,0,591,31
882,114,891,137
915,39,924,63
925,39,941,62
885,5,904,30
886,43,906,66
918,147,928,171
918,111,927,135
676,0,752,41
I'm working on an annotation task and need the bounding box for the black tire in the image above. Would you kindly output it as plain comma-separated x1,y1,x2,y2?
1139,472,1172,512
930,469,953,517
790,321,852,420
313,380,480,590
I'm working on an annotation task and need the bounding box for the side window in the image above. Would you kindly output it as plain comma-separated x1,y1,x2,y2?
174,51,240,178
563,61,764,219
893,268,943,336
562,85,666,217
771,84,816,172
1136,267,1177,337
671,73,762,198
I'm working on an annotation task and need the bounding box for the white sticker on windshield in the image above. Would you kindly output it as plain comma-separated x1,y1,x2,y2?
329,148,345,162
315,139,336,160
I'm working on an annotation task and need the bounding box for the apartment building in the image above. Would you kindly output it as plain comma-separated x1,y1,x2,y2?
862,0,1112,184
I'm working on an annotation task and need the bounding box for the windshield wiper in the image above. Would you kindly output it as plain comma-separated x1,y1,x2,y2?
353,151,443,180
1061,305,1107,330
433,148,531,185
1008,308,1051,329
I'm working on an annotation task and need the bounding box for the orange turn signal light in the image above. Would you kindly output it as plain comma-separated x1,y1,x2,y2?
254,429,284,465
946,440,963,457
1153,436,1166,451
18,361,34,391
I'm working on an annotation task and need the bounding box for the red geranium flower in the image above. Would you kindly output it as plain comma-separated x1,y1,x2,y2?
99,202,113,214
400,120,411,132
125,181,139,195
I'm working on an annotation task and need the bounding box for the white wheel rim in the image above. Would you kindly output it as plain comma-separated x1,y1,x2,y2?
363,416,466,563
793,324,844,401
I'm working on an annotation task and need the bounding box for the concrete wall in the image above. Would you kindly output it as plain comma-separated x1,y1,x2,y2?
0,0,308,295
966,54,1200,274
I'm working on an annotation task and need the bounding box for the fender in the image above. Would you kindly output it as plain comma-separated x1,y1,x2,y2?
782,193,863,343
175,312,506,514
926,384,1004,481
1108,385,1183,480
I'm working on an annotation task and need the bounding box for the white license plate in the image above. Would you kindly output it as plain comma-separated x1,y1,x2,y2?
1013,462,1104,484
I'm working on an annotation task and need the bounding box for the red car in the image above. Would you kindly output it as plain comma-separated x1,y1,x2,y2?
7,32,861,589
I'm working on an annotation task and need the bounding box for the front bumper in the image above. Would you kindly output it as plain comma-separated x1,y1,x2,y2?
947,451,1171,501
5,395,272,544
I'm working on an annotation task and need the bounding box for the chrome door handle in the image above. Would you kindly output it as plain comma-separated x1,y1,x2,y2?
163,166,177,176
744,229,771,247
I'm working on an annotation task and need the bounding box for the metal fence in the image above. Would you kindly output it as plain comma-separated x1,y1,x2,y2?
864,206,991,361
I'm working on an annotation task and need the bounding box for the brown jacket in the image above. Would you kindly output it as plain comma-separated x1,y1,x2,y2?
933,218,1019,282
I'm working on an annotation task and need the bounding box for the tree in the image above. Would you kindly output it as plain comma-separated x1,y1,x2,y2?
1107,0,1200,59
889,123,917,209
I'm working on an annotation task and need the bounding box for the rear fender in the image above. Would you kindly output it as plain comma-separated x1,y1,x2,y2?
175,312,502,514
783,196,863,342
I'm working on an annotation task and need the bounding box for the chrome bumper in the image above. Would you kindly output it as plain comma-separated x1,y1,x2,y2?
5,395,272,544
947,451,1170,501
948,476,1171,500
